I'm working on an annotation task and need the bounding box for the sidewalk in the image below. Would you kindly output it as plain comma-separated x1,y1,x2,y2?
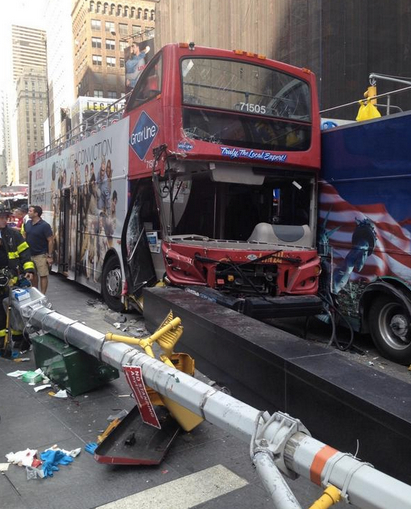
0,276,260,509
0,274,333,509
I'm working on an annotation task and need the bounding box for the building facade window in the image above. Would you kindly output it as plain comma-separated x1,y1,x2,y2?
92,55,103,66
119,23,128,36
132,24,141,35
120,58,125,68
106,39,115,50
92,37,102,48
108,91,117,99
94,90,104,97
91,19,101,30
106,56,116,67
105,21,115,32
120,41,128,51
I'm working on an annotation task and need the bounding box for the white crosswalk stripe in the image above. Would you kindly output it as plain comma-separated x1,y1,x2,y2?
97,464,248,509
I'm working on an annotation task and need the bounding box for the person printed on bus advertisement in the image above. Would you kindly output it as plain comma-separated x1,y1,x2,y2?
52,163,60,255
50,162,56,212
68,171,77,271
100,158,113,214
332,218,377,294
73,161,81,242
97,156,110,211
105,190,117,248
57,166,63,190
318,213,377,296
90,161,95,182
75,159,81,189
125,42,151,90
79,164,92,274
106,159,113,200
81,164,90,223
95,211,108,282
86,173,99,280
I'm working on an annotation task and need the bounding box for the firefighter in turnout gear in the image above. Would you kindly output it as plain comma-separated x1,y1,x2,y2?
0,204,35,352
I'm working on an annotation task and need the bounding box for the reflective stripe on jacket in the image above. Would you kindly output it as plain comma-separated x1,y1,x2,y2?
0,226,35,275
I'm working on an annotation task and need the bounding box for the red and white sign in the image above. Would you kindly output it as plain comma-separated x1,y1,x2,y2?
123,365,161,429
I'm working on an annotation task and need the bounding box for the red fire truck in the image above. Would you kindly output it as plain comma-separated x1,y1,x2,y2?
29,43,322,318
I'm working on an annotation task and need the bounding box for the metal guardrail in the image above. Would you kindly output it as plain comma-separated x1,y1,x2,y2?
321,72,411,117
34,92,131,163
320,83,411,116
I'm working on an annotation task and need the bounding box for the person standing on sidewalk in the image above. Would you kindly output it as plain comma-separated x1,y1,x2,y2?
23,205,54,295
0,203,35,351
11,204,28,231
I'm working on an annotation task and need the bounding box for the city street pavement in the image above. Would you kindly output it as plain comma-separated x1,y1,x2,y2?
0,273,350,509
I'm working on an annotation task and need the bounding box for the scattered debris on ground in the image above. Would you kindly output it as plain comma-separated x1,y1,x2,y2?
5,445,81,480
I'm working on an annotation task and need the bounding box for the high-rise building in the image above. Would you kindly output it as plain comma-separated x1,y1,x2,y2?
12,25,47,82
44,0,75,144
12,25,48,182
72,0,156,101
0,90,12,186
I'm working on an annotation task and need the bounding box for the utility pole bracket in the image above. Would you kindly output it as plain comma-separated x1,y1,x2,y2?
252,411,310,479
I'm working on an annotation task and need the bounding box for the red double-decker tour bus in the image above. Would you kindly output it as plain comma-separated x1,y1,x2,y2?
29,43,322,318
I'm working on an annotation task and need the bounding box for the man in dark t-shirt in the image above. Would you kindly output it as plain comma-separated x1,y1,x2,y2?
24,205,54,295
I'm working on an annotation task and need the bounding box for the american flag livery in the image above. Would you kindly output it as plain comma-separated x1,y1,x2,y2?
318,180,411,284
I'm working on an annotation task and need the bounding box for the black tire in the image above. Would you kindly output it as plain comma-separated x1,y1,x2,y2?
369,294,411,364
101,256,124,312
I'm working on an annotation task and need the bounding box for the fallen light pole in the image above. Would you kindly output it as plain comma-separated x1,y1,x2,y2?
14,290,411,509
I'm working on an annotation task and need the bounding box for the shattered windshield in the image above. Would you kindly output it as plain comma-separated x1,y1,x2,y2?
181,57,312,152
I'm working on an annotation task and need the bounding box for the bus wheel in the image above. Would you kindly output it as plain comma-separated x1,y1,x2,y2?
369,295,411,364
101,256,124,312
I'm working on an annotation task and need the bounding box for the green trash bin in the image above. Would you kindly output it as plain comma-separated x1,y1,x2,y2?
32,334,119,397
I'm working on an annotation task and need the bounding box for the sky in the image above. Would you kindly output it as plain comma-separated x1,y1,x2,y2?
1,0,46,29
0,0,47,89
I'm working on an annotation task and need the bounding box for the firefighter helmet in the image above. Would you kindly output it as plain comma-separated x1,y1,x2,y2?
0,203,11,216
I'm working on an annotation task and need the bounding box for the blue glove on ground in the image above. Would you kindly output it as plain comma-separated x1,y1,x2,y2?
41,449,74,466
40,449,74,477
57,454,73,465
85,442,98,454
41,461,59,478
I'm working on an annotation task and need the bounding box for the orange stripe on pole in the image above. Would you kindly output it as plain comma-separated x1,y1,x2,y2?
310,445,339,486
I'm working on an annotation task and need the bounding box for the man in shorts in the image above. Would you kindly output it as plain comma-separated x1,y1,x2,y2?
24,205,54,295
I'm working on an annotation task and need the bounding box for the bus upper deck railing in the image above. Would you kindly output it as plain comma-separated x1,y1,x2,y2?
32,92,131,164
320,74,411,116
